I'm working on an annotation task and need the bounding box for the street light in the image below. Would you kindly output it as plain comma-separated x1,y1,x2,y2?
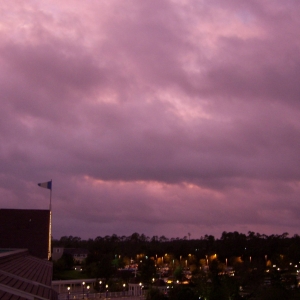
82,282,85,299
105,284,108,299
99,280,102,294
67,287,70,300
87,285,90,299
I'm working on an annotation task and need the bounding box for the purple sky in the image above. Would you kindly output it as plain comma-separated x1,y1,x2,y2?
1,1,300,240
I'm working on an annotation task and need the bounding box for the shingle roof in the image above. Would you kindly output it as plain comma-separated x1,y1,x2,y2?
0,291,28,300
0,249,58,300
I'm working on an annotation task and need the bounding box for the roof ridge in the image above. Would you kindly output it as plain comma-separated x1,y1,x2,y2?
0,269,52,289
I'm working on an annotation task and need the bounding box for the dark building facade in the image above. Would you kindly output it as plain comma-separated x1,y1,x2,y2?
0,209,50,259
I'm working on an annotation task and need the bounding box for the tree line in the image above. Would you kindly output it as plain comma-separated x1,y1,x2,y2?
52,231,300,262
52,231,300,299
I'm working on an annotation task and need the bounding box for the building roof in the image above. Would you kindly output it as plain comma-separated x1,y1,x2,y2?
0,249,58,300
0,209,50,259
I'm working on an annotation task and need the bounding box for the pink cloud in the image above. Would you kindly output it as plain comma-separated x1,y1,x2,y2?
1,0,300,240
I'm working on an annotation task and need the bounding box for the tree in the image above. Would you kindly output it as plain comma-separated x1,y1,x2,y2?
168,286,197,300
139,258,156,283
146,288,166,300
55,253,74,270
173,266,183,281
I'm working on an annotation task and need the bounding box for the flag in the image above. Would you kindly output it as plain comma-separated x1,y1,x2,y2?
38,181,52,190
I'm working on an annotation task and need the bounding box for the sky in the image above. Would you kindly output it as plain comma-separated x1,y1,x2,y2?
1,0,300,240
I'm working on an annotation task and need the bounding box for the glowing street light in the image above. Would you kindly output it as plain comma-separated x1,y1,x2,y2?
87,285,90,298
82,282,85,299
105,284,108,298
67,287,70,300
99,280,102,293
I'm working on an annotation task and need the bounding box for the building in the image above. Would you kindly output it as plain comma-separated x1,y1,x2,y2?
52,247,89,264
0,209,51,259
0,208,57,299
0,248,58,300
128,277,145,296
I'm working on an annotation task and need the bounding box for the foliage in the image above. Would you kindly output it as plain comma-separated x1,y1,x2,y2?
146,288,167,300
52,231,300,298
53,252,74,275
52,270,87,280
168,285,198,300
139,257,156,283
173,266,183,281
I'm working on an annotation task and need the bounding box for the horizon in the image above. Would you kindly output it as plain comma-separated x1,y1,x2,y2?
51,231,295,242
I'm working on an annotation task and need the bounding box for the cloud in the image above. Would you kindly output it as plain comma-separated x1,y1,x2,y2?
1,0,300,239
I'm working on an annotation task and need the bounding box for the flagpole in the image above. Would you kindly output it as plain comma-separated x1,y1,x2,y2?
37,180,53,260
48,179,52,260
50,179,52,210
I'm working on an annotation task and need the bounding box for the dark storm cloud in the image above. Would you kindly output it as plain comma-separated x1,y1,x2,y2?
1,0,300,239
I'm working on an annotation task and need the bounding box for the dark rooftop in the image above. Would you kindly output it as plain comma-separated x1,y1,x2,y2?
0,249,58,300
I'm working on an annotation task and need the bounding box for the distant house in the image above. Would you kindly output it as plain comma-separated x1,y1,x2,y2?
52,247,64,261
52,247,89,264
128,277,144,296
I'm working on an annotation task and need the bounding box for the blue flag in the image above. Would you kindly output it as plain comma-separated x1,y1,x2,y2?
38,181,52,190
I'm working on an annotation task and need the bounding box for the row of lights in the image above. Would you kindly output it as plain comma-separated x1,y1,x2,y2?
71,281,127,298
66,283,90,300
